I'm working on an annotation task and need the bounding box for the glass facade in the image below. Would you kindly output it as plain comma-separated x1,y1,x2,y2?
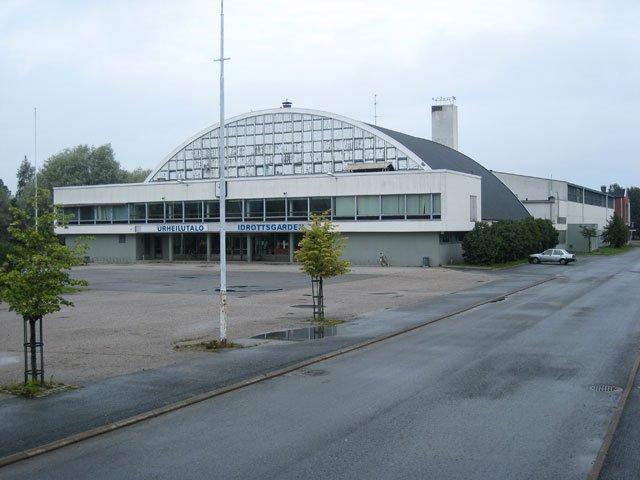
148,111,423,182
62,194,442,225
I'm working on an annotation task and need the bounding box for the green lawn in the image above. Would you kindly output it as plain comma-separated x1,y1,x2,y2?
577,245,634,256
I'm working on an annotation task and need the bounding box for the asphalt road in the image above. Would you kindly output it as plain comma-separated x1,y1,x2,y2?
3,251,640,479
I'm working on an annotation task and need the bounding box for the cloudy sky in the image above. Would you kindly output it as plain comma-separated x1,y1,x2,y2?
1,0,638,194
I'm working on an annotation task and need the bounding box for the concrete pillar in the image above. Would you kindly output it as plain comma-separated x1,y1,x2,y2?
206,233,212,261
247,235,253,263
168,234,174,262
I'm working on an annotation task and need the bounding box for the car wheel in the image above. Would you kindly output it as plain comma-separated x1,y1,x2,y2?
533,258,540,264
559,258,567,265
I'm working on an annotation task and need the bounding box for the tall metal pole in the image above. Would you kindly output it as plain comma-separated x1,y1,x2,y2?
216,0,230,343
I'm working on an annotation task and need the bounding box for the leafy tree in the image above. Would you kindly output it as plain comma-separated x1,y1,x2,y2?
122,167,152,183
462,218,558,265
0,191,87,383
579,225,598,252
295,213,350,320
0,179,12,260
601,213,630,248
16,156,35,199
39,144,124,189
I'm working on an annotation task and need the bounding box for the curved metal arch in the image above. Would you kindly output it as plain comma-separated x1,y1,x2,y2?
144,107,429,183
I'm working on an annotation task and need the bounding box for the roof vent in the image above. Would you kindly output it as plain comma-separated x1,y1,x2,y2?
282,99,292,108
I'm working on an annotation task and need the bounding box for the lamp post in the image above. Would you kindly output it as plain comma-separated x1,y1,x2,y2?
215,0,230,343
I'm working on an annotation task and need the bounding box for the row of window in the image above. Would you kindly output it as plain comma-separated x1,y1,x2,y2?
63,194,442,225
150,112,420,182
567,185,614,208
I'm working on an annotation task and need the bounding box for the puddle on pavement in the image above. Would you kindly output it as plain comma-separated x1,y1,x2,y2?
215,286,283,293
252,325,346,341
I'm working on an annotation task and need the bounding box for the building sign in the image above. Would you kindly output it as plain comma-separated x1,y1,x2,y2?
237,223,305,232
136,224,208,233
135,223,306,234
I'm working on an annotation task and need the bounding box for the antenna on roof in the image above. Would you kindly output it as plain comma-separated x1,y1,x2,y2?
373,94,379,125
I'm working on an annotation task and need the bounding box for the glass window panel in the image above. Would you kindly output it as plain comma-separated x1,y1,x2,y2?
310,197,331,215
382,195,404,218
227,200,243,220
129,204,146,223
95,206,112,222
244,199,264,220
334,196,355,219
80,207,95,223
288,198,308,219
148,202,164,222
184,201,202,220
205,200,220,220
406,194,430,217
433,194,441,217
265,198,286,220
167,202,183,221
63,207,78,223
357,196,379,218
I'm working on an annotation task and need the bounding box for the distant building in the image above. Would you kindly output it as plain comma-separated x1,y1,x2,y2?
608,187,631,226
493,172,616,251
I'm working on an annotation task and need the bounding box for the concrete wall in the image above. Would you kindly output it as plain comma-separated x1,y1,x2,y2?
65,234,138,263
342,232,441,267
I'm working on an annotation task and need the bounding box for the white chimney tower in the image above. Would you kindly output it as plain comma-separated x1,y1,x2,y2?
431,97,458,151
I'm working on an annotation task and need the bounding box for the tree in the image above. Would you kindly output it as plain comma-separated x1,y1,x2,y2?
16,156,35,199
122,167,152,183
462,218,558,265
0,191,87,383
601,213,630,248
39,144,125,189
295,213,350,321
0,179,12,260
579,225,598,252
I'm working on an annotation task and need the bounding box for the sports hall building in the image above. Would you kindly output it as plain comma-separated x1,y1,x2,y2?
53,104,530,266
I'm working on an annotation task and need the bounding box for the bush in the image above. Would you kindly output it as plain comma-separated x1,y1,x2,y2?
601,213,630,248
462,218,558,265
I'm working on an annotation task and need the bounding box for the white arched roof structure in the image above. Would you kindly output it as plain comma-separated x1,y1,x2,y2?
145,107,428,183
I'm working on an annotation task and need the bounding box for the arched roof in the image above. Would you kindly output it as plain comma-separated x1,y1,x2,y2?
146,107,529,221
371,125,530,221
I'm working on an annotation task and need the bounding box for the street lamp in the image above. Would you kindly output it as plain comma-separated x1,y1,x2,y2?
216,0,230,344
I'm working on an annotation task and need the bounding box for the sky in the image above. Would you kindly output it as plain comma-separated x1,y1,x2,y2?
0,0,638,194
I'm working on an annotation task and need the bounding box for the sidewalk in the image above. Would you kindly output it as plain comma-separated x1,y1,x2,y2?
0,267,550,463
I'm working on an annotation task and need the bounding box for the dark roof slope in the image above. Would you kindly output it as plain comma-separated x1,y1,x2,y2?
371,124,530,221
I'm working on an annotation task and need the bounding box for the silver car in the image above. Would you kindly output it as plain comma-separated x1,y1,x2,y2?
528,248,576,265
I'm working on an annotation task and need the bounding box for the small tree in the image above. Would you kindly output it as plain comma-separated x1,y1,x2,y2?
0,193,87,383
601,213,630,248
579,225,598,252
295,213,350,321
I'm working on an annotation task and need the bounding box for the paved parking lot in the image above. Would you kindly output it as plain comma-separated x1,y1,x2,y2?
0,262,498,385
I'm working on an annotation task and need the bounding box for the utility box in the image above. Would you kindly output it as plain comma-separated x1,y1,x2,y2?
422,256,430,267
